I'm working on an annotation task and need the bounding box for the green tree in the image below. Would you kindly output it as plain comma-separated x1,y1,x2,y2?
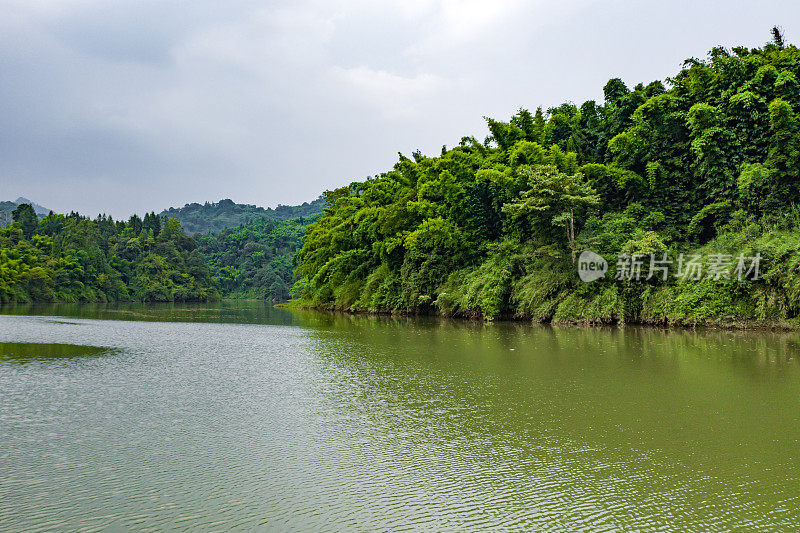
503,165,599,262
12,204,37,239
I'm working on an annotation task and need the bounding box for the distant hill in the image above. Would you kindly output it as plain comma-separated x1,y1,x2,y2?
1,197,51,226
160,196,326,234
196,215,320,301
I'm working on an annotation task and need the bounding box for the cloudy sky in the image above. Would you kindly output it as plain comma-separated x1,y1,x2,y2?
1,0,799,218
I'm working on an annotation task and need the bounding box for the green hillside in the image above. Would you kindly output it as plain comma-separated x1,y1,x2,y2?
196,216,319,302
160,197,325,234
1,200,317,304
294,29,800,326
0,205,218,303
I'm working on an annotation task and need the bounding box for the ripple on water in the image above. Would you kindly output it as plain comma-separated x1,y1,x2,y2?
1,312,799,531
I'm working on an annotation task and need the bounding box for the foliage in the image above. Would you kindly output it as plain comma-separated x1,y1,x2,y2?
503,165,599,261
0,210,218,303
1,198,50,227
294,30,800,325
195,216,317,302
160,197,326,234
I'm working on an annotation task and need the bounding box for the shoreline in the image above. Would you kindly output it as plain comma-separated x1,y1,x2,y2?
275,301,800,331
2,299,797,331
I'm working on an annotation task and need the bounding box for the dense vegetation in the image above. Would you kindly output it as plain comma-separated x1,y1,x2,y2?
196,216,318,301
295,30,800,325
160,197,325,234
0,202,315,304
0,204,218,303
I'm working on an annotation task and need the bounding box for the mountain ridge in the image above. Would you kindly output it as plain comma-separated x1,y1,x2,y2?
159,196,326,234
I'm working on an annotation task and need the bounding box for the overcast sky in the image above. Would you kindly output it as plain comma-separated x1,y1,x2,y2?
2,0,799,218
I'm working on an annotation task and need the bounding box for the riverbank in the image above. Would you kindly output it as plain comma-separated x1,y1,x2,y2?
275,301,800,330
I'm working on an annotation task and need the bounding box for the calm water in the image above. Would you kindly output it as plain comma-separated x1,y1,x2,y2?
1,302,799,531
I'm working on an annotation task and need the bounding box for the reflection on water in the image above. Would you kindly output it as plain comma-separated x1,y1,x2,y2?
0,300,298,325
0,342,115,363
0,302,799,530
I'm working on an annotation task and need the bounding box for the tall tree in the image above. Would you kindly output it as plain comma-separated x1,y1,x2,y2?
503,165,599,262
11,203,37,239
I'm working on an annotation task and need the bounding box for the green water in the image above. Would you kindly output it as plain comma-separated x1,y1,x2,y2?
1,302,799,530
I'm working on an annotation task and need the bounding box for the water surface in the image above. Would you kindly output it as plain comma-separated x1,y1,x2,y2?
1,302,799,530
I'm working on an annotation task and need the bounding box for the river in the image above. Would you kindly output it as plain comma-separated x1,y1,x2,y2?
1,301,798,530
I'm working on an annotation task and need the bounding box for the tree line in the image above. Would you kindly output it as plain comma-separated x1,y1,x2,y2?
0,204,218,303
5,30,800,325
0,202,316,304
196,216,319,302
160,196,325,234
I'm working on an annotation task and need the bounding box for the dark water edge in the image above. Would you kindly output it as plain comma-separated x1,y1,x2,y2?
277,301,800,331
4,299,797,330
0,300,296,325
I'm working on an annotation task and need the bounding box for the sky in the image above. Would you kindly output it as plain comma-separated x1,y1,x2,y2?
1,0,800,218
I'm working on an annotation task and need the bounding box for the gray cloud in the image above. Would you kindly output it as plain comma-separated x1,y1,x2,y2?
1,0,799,218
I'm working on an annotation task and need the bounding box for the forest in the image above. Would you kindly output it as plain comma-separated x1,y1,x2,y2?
0,194,321,303
196,216,318,301
0,204,219,303
5,30,800,326
294,30,800,325
0,201,315,304
160,197,325,234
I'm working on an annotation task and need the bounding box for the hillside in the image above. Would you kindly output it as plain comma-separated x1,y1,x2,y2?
0,206,218,303
295,29,800,326
196,215,319,302
1,197,51,226
160,196,325,234
1,199,316,303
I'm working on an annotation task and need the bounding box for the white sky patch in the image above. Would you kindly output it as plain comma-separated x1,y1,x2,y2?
333,66,448,118
437,0,529,42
